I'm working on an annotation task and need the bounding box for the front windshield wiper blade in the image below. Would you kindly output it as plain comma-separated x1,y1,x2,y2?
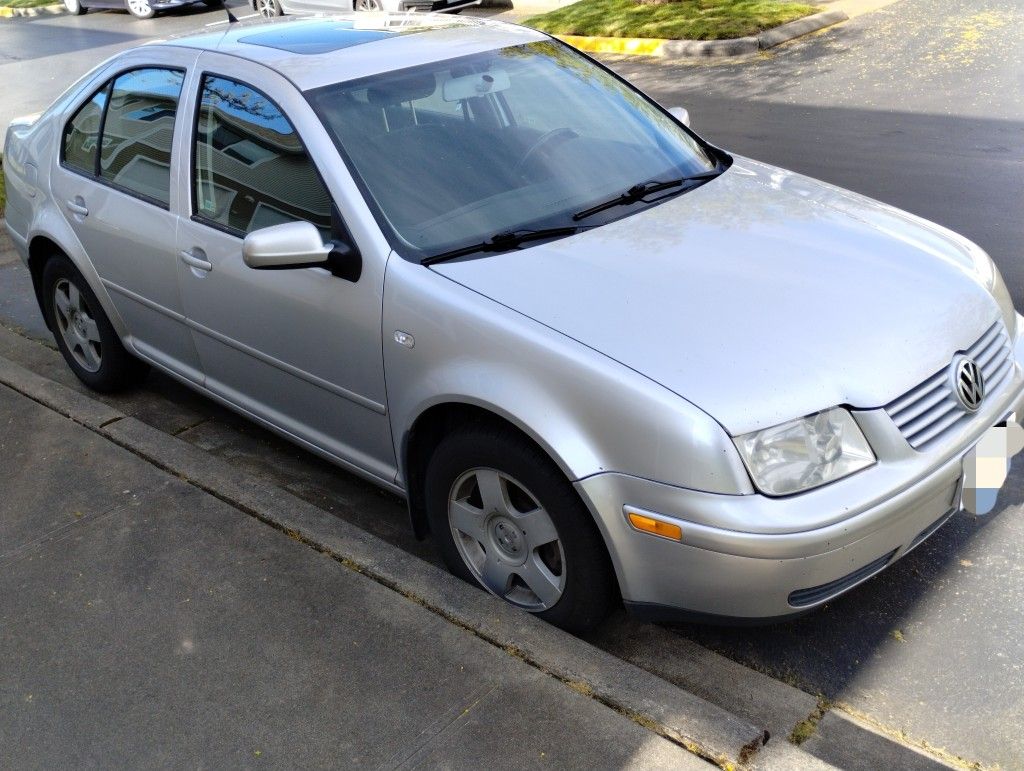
421,226,582,266
572,171,721,222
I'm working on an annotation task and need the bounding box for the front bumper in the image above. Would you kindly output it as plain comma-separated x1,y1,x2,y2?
576,317,1024,621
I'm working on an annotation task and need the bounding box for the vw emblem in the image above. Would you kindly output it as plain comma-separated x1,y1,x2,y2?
953,357,985,412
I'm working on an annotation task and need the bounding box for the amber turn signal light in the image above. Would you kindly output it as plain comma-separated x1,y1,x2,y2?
626,510,682,542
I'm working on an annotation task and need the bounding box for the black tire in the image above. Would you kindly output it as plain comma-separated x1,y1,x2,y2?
42,255,149,393
63,0,87,14
425,425,616,633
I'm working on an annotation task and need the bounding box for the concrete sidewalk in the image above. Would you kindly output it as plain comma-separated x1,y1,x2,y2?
0,382,709,769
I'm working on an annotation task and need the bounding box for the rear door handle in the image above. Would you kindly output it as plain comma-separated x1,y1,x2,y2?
66,198,89,217
179,248,213,272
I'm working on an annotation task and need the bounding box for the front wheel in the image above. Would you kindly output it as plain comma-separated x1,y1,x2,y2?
425,425,616,633
125,0,155,17
63,0,87,15
355,0,381,9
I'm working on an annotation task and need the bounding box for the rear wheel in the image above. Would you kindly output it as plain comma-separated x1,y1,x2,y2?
425,425,616,633
355,0,381,9
125,0,155,17
63,0,87,15
42,256,149,393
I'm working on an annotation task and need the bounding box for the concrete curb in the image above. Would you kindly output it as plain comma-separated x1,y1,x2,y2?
0,352,767,769
0,3,66,18
552,9,849,59
756,9,849,49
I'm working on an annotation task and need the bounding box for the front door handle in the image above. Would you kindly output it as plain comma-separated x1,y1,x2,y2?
180,248,213,272
66,198,89,217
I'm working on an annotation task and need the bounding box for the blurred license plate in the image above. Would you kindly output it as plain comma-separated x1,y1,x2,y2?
960,420,1024,515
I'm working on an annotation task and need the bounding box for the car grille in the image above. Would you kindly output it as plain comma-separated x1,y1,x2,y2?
884,321,1013,451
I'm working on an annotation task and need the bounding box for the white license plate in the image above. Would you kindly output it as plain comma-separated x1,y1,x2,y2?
961,420,1024,514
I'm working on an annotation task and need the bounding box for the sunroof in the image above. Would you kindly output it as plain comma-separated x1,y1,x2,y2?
238,21,396,55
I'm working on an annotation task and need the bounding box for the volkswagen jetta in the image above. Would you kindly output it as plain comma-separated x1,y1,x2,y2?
5,14,1022,631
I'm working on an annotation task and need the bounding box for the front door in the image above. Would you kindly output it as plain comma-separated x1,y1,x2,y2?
174,62,395,484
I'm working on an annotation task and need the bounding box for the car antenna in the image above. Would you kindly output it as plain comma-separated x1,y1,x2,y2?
222,0,238,23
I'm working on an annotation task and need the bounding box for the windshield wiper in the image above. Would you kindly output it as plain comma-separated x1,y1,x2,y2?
421,226,582,266
572,171,721,222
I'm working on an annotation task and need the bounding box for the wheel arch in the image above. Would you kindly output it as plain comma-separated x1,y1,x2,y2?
27,217,128,340
401,399,582,541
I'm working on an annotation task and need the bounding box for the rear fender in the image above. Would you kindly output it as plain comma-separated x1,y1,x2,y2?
28,200,129,339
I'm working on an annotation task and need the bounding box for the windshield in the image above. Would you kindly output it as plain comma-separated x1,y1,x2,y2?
307,40,721,261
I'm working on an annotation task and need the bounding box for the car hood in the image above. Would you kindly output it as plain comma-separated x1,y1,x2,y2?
432,157,1000,435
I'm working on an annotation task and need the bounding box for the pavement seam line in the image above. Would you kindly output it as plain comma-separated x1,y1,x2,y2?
171,416,209,437
0,502,128,568
0,356,752,769
385,683,500,771
788,696,832,746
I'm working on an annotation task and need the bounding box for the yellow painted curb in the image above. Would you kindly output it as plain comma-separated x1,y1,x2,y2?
0,7,14,16
554,34,667,56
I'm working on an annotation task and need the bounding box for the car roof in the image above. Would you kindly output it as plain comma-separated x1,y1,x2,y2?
154,13,548,91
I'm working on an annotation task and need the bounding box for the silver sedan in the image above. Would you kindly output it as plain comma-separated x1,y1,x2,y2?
4,14,1022,631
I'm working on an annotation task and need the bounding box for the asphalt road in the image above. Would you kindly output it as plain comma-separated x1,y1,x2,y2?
1,0,1023,766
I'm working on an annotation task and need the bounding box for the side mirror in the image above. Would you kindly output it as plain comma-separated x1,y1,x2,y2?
242,220,362,282
668,106,690,127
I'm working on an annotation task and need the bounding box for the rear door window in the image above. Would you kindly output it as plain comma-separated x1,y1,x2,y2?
61,66,185,207
99,68,185,205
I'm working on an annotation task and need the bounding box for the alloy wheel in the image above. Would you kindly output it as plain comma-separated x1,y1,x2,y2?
256,0,278,16
53,278,102,373
448,467,566,611
355,0,382,9
126,0,153,16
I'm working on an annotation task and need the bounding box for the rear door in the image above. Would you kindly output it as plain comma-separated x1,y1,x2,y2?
50,49,203,383
172,53,397,485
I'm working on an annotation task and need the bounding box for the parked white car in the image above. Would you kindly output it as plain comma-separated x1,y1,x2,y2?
4,15,1022,631
253,0,480,19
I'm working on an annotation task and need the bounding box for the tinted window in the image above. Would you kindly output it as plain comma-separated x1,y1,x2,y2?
99,68,184,205
193,75,332,236
62,85,109,175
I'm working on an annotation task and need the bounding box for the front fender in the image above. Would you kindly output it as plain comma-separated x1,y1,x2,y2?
383,254,753,496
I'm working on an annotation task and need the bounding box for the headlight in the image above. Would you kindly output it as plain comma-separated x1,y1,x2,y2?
990,262,1017,339
734,408,875,496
